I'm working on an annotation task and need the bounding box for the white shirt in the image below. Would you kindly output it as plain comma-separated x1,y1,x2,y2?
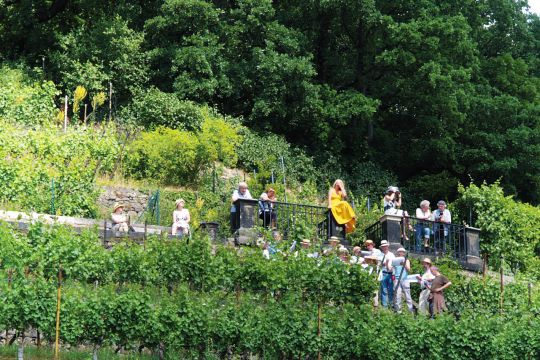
231,189,253,212
173,209,190,227
415,208,432,220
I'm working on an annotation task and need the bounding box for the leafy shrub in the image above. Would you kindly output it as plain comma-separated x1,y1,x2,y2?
0,123,119,217
125,126,209,185
125,114,241,185
119,87,204,130
344,161,397,197
0,66,59,126
236,129,317,185
454,182,540,275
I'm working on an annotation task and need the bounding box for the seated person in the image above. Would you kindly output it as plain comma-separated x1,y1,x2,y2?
259,187,277,228
172,198,190,236
111,203,129,232
328,179,356,234
415,200,433,252
230,182,252,233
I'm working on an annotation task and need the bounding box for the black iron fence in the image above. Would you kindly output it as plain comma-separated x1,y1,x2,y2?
365,215,479,261
233,199,339,239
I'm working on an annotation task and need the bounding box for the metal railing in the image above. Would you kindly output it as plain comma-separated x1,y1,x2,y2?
233,199,337,239
365,216,475,261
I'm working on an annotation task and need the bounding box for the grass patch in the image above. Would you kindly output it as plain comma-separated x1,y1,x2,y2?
0,345,157,359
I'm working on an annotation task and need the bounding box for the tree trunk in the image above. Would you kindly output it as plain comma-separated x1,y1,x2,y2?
92,344,99,360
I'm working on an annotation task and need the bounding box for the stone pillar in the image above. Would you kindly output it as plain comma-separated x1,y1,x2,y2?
380,214,403,252
465,226,482,271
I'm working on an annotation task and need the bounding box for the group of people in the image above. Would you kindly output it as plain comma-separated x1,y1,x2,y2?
383,186,453,252
110,198,191,236
376,239,451,316
229,179,357,236
261,234,451,317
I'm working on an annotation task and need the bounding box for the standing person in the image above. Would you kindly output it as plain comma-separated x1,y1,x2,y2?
172,198,190,236
428,266,452,316
378,240,395,308
384,186,411,240
111,203,129,232
415,200,433,252
230,182,252,233
433,200,452,253
327,179,356,234
392,248,413,313
259,187,277,228
416,258,435,315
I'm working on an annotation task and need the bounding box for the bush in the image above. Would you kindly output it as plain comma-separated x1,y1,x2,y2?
236,129,317,185
119,87,204,130
454,182,540,275
125,126,209,185
0,123,119,217
0,66,59,126
125,113,242,185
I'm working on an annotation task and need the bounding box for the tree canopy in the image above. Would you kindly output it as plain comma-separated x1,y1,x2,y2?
1,0,539,204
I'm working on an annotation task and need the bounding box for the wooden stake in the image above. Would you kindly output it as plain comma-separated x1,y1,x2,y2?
63,95,68,133
317,302,322,360
84,104,88,125
499,256,504,315
54,266,63,359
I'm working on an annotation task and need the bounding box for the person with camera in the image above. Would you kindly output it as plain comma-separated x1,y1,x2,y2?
383,186,411,240
432,200,451,253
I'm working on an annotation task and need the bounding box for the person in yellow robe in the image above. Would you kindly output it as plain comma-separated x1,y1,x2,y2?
327,179,356,234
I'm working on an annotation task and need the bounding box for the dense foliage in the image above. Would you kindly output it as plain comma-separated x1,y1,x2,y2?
0,122,119,217
0,222,537,359
1,0,539,203
454,182,540,277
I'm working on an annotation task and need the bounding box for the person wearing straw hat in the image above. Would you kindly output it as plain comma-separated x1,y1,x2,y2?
111,203,129,232
416,258,435,315
299,239,319,258
392,247,413,313
338,246,350,263
323,236,341,256
378,240,395,308
172,198,190,236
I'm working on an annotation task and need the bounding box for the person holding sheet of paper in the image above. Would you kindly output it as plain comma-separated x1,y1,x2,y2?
392,248,413,313
416,258,435,315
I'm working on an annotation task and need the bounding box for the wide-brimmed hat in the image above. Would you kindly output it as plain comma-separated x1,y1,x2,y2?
113,203,124,212
380,240,389,247
386,186,399,194
301,239,311,245
175,198,185,207
422,258,432,265
329,236,340,242
397,247,406,253
338,246,349,254
364,239,374,246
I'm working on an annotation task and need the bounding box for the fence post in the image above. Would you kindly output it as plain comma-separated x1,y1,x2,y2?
63,95,68,133
528,282,532,308
54,265,63,360
155,190,160,225
84,104,88,125
317,301,322,360
50,178,55,215
499,256,504,315
280,156,287,202
108,82,112,122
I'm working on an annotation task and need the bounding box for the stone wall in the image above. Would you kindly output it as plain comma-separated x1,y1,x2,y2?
97,186,150,221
